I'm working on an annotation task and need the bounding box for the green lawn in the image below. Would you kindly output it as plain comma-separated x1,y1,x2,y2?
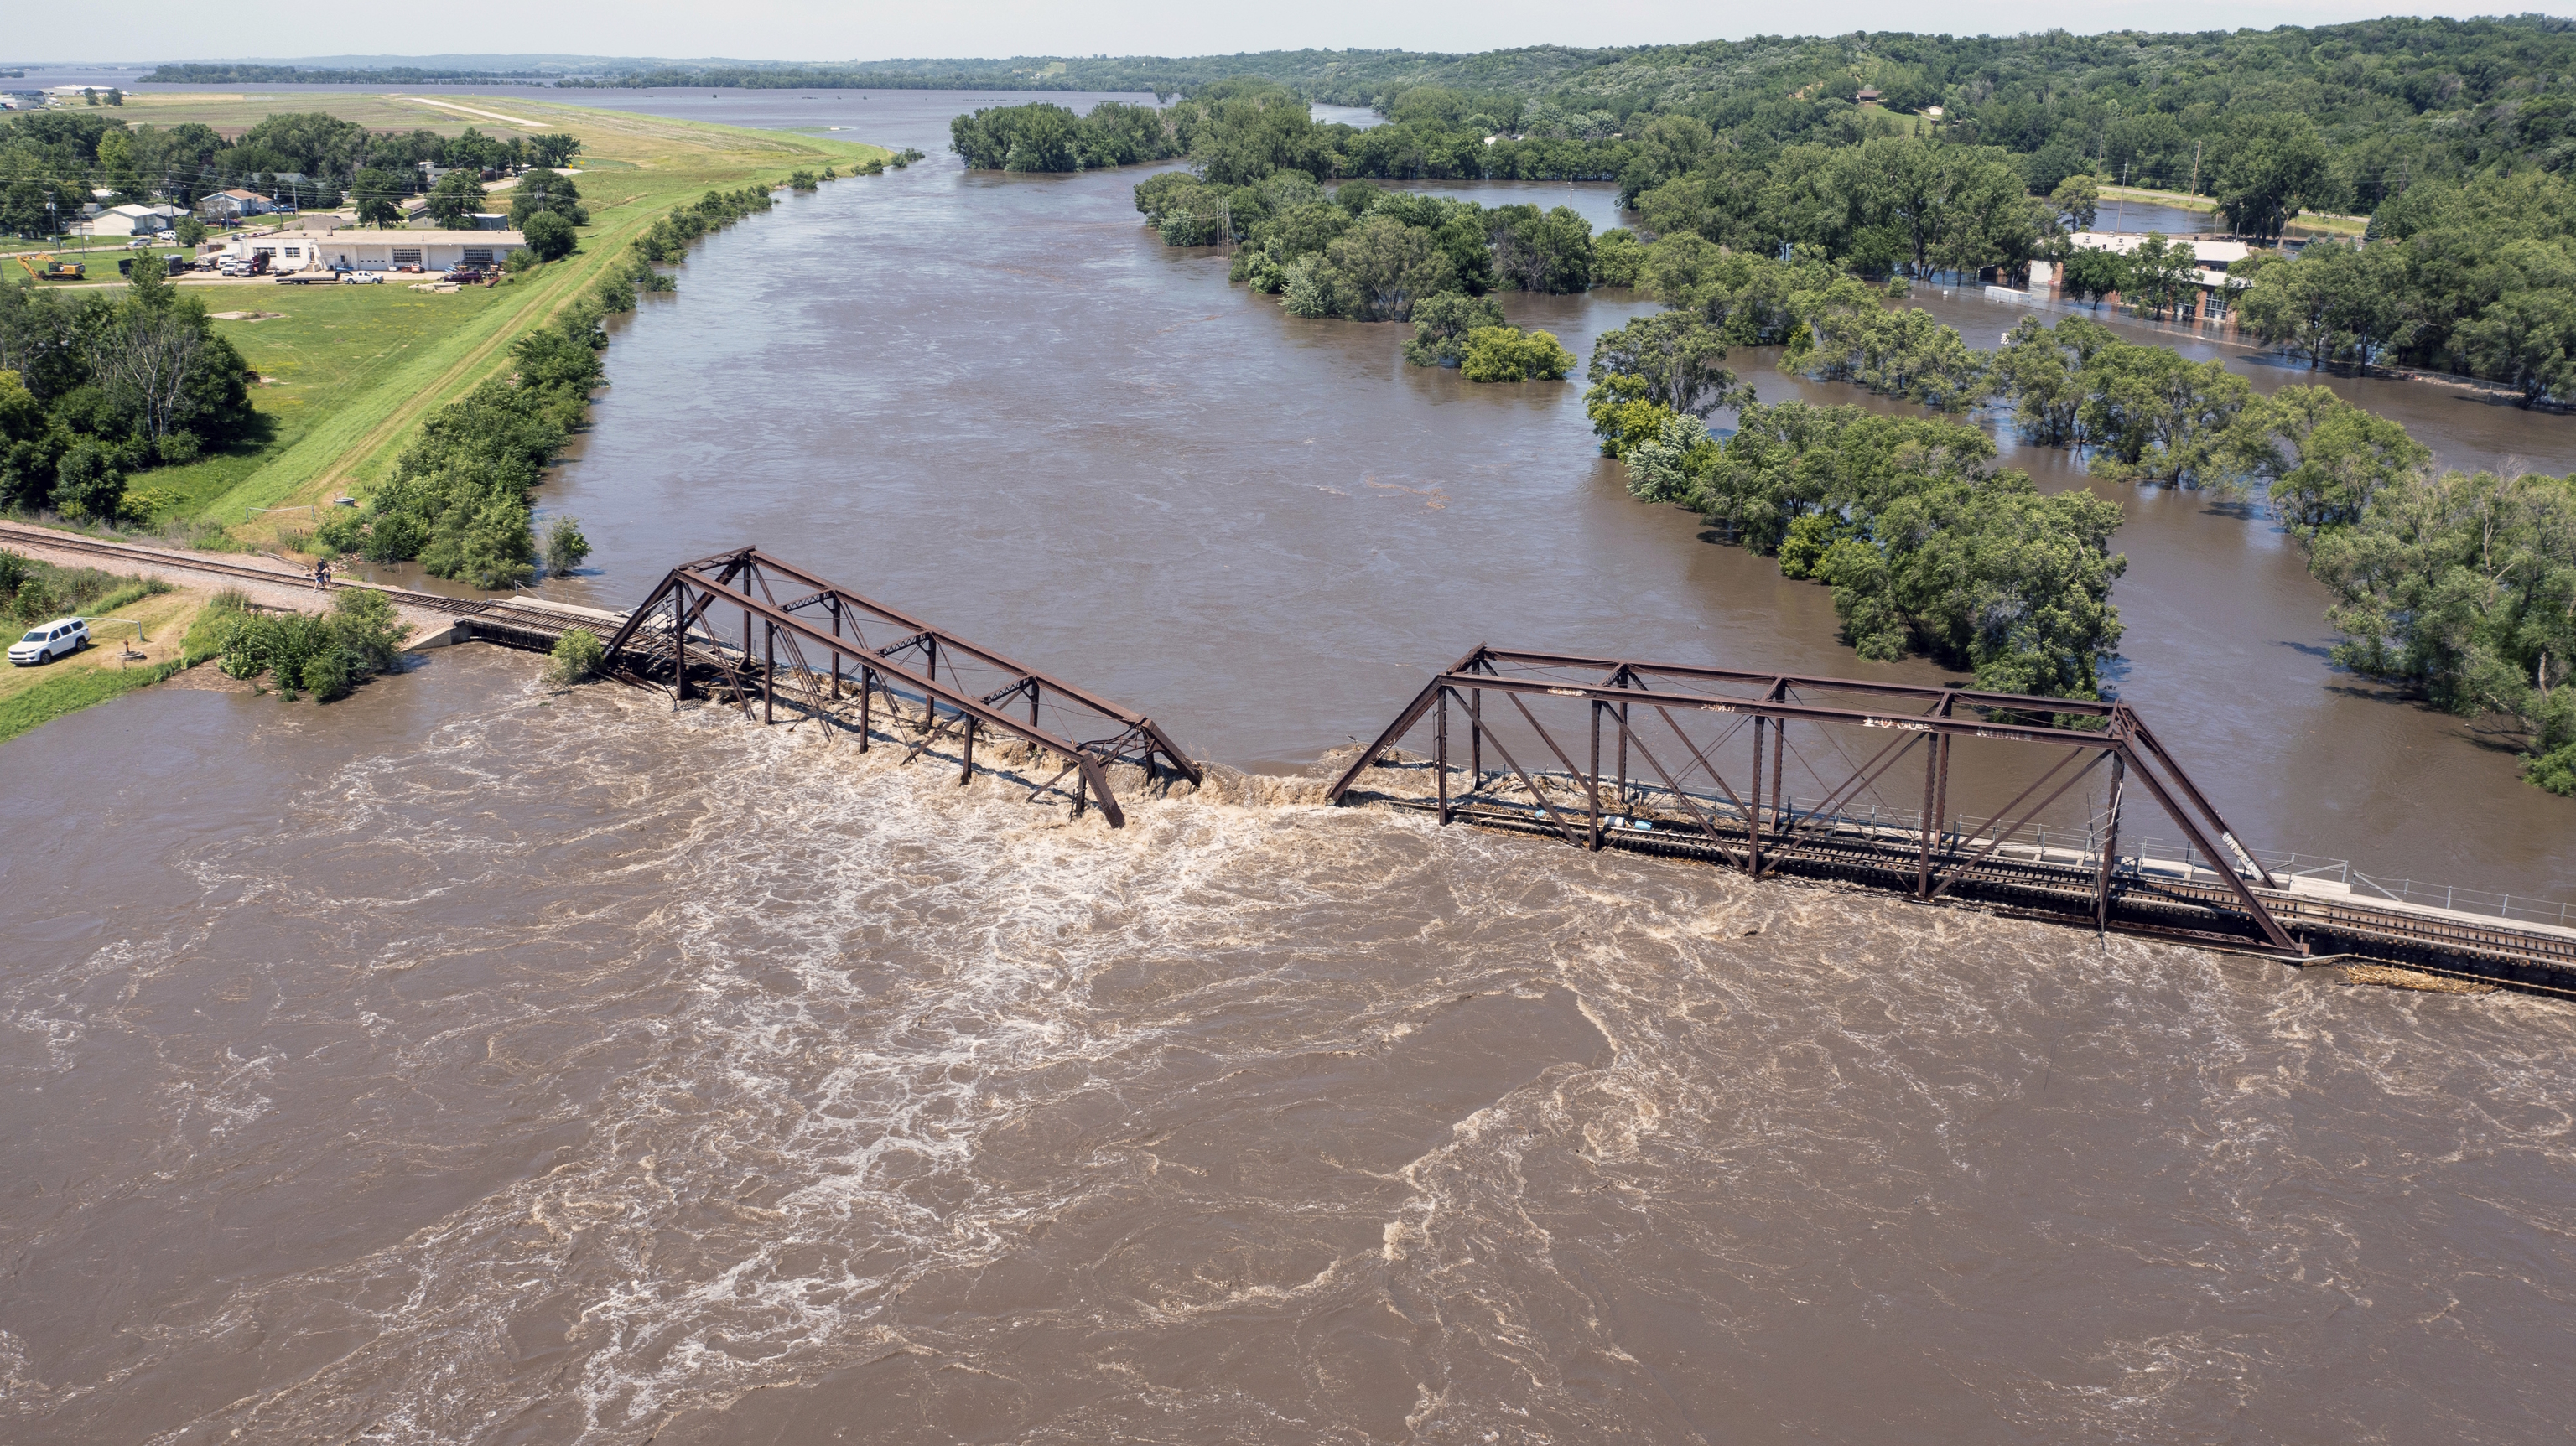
129,282,520,521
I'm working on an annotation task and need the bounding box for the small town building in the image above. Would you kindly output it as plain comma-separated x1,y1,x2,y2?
75,203,186,237
1857,87,1882,106
210,227,527,273
2047,231,2266,318
466,212,513,230
198,189,279,221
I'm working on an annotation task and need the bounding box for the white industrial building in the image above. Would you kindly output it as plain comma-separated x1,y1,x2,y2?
206,227,527,273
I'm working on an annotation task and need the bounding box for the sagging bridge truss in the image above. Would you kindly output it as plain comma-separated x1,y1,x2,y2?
596,548,1200,827
1328,645,2307,957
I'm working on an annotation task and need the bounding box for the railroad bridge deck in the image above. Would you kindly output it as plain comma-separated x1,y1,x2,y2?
1329,645,2576,995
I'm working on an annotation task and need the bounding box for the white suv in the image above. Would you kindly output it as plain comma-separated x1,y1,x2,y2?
9,617,89,666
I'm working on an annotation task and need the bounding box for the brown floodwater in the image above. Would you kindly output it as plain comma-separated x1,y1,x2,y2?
5,90,2574,1445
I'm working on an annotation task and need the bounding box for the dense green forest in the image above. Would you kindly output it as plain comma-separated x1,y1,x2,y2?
618,18,2576,196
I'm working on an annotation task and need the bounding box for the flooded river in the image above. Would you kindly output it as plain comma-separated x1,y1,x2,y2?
3,89,2573,1444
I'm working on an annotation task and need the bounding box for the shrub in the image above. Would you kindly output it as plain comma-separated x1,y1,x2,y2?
504,247,539,272
547,627,605,685
543,515,590,573
2529,744,2576,797
1460,326,1577,382
207,588,407,701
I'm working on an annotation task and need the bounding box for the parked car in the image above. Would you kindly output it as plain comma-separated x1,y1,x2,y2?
10,617,89,666
127,235,155,249
340,269,383,284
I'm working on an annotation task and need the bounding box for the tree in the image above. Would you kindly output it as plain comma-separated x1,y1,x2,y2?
2076,345,2256,485
426,171,487,228
543,515,590,573
2214,117,2332,243
1987,319,2083,445
173,215,205,248
1403,292,1504,367
528,132,582,168
2059,246,2128,309
2232,386,2433,533
508,169,585,228
1586,312,1746,418
521,210,576,262
1324,215,1455,320
2236,250,2339,365
2458,284,2576,405
1594,227,1644,287
2307,469,2576,787
1004,105,1082,172
2049,173,2101,233
351,167,408,227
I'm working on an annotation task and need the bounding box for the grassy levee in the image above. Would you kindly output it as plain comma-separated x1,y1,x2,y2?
122,95,889,536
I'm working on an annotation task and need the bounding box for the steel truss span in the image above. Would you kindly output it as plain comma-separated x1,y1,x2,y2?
1328,645,2308,956
597,547,1200,827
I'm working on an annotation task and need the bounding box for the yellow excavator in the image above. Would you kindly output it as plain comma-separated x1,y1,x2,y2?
13,253,86,281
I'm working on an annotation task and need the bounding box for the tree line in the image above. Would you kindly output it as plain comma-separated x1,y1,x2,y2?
1,109,580,235
0,260,255,523
315,185,779,588
847,18,2576,206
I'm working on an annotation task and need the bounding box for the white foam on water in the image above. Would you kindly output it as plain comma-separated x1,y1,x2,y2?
6,664,2574,1444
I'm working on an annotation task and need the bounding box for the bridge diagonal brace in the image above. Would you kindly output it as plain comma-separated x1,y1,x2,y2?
669,567,1131,827
1459,706,1592,851
1759,729,1926,877
1609,709,1750,869
1927,748,2106,900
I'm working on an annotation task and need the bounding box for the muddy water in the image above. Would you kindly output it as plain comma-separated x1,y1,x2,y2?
517,91,2573,896
6,91,2576,1445
7,654,2575,1445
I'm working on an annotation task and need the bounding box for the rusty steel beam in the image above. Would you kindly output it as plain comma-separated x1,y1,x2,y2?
597,548,1202,827
1330,645,2303,957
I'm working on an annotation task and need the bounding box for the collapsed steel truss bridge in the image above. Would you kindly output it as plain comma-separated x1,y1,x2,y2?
596,548,1199,827
1329,645,2306,956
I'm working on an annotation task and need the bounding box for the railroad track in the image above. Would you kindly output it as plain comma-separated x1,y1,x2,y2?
0,522,495,615
1369,790,2576,990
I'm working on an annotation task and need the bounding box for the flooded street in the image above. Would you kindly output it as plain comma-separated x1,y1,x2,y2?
3,89,2573,1444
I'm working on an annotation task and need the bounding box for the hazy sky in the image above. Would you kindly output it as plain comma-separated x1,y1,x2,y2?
25,0,2576,65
